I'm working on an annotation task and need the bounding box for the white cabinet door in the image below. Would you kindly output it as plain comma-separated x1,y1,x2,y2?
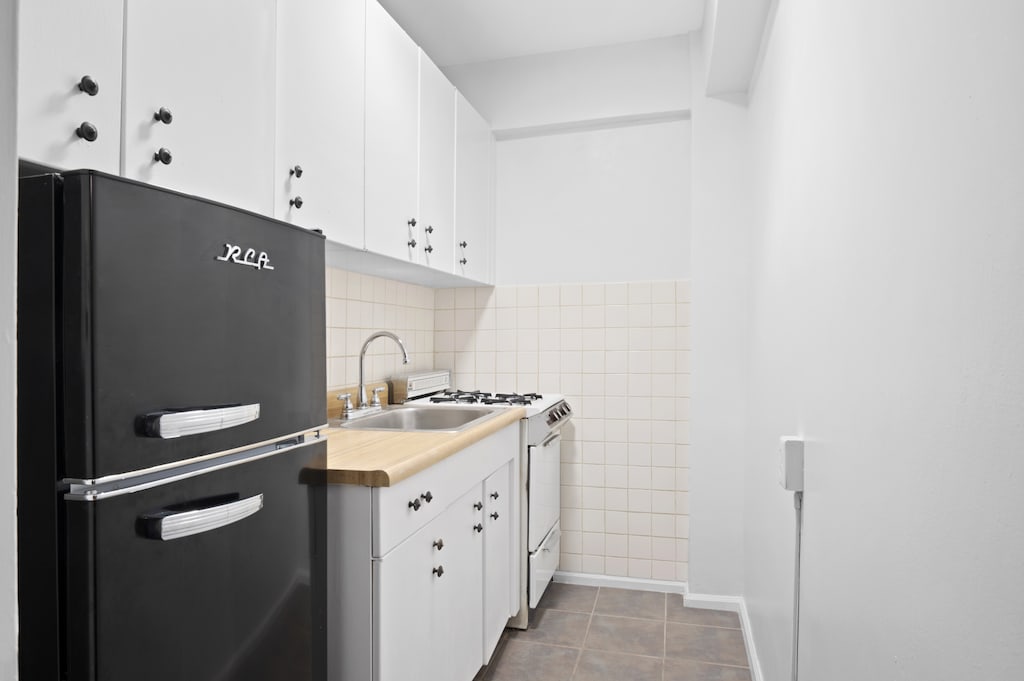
439,487,485,681
275,0,364,247
122,0,276,214
454,94,495,283
17,0,123,173
482,461,514,662
417,52,456,273
364,0,420,263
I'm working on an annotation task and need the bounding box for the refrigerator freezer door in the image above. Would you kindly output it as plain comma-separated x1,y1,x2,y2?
55,171,326,479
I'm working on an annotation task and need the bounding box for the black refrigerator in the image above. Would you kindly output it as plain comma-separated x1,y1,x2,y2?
17,170,328,681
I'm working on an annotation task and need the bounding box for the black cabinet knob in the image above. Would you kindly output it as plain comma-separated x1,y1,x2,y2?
424,245,434,253
459,240,468,248
407,239,417,248
490,491,500,500
425,225,434,234
473,501,483,511
459,258,468,266
290,196,304,209
290,164,303,178
75,121,98,142
153,107,173,124
490,512,499,520
432,565,445,577
473,523,483,533
408,498,421,511
77,75,99,96
421,491,433,503
153,147,173,165
432,538,444,551
407,218,417,227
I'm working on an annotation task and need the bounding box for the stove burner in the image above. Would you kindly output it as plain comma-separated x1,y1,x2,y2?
427,389,541,406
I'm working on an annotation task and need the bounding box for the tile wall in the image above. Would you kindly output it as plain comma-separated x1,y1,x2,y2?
434,281,691,582
325,267,436,393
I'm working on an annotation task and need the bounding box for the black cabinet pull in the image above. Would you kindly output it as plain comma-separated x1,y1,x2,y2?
153,147,173,165
459,258,468,266
408,498,421,511
75,122,98,142
473,501,483,511
490,491,500,500
432,565,444,577
407,218,417,227
421,491,433,503
153,107,173,124
290,164,303,178
290,196,304,209
433,538,444,551
459,240,468,248
78,75,99,96
408,239,417,248
473,523,483,533
424,245,434,253
425,225,434,234
490,512,499,520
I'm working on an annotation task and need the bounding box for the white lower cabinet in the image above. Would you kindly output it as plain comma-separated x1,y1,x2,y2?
328,423,520,681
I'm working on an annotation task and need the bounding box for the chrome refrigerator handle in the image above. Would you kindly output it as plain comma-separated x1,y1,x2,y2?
140,403,261,438
140,493,264,541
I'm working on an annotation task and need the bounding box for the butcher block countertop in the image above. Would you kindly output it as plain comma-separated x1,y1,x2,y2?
323,407,524,487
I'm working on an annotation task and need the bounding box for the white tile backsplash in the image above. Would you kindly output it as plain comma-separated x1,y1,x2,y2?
433,278,691,582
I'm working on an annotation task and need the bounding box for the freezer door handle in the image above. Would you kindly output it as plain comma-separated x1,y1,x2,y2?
139,403,261,438
139,493,264,541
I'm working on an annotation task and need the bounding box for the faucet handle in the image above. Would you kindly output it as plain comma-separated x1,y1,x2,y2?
371,386,386,407
337,393,354,413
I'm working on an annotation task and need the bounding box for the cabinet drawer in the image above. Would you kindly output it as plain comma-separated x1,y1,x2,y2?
373,423,518,556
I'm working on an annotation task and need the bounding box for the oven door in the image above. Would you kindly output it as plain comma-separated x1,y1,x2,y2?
527,431,561,553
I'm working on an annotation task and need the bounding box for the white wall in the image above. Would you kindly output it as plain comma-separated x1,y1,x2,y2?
495,120,690,286
686,36,749,599
444,36,691,132
1,0,17,676
699,1,1024,679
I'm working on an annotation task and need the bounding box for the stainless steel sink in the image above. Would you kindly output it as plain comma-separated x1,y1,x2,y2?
335,405,501,432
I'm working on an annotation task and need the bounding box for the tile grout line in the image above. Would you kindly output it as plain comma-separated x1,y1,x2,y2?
568,588,599,679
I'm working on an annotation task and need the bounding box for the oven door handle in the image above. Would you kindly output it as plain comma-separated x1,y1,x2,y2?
540,431,561,449
139,493,264,541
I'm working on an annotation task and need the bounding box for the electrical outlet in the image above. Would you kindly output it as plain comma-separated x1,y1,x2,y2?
779,437,804,491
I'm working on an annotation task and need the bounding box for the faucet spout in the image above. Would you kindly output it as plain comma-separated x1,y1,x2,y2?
358,331,410,407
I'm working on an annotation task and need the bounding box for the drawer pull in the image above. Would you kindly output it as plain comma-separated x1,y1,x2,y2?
432,565,444,578
473,501,483,511
408,498,421,511
490,491,500,500
421,491,433,503
433,538,444,551
490,512,499,520
473,523,483,533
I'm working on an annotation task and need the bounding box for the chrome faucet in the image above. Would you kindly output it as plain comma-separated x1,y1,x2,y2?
357,331,409,412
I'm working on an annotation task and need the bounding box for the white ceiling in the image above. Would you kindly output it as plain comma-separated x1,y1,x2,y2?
378,0,706,67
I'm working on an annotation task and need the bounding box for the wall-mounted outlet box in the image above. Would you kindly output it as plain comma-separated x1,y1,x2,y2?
779,437,804,491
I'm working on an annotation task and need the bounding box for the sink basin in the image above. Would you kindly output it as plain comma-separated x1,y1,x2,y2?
335,405,501,432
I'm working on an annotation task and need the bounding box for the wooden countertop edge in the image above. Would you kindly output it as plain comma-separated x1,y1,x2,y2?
323,407,525,487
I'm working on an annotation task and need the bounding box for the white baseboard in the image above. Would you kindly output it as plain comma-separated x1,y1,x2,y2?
686,592,763,681
553,570,687,594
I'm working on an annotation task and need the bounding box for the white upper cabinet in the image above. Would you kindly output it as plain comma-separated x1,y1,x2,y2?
17,0,124,173
455,95,495,284
275,0,365,247
121,0,276,215
417,52,456,273
364,0,420,263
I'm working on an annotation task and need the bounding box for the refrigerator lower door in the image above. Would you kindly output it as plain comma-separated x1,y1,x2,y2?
63,440,326,681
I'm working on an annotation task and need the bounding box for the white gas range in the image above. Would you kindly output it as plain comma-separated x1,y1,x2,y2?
388,371,572,628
